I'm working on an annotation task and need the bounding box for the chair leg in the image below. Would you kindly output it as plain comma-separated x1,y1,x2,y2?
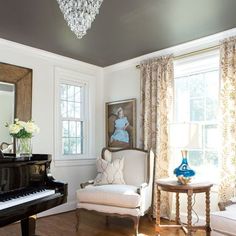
132,216,140,236
105,216,109,226
75,209,80,232
147,208,153,222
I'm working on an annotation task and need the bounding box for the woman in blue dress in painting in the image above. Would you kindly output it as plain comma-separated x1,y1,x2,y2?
110,107,129,144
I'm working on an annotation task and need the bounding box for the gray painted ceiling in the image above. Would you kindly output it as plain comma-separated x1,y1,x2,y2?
0,0,236,67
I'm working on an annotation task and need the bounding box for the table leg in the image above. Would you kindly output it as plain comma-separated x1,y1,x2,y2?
176,193,180,224
21,215,36,236
156,187,161,234
206,190,211,234
187,190,193,236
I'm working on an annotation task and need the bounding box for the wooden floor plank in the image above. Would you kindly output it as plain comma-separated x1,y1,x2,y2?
0,210,206,236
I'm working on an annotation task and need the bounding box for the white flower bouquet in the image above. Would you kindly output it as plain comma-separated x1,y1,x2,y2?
5,118,40,139
5,119,39,157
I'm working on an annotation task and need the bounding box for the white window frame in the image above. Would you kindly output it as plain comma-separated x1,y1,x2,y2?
60,80,86,155
54,67,95,166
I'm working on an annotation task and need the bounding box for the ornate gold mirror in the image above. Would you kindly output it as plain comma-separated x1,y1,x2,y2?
0,62,32,153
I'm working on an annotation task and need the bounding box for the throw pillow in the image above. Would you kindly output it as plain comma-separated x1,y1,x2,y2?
103,149,112,162
94,157,125,185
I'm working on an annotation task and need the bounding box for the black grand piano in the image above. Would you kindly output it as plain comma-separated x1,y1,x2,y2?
0,151,68,236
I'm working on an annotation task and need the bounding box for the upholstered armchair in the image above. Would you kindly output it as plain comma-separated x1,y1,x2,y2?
76,148,154,235
210,200,236,235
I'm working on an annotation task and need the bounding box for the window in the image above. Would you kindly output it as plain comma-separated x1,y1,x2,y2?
171,51,220,182
54,68,90,163
60,83,84,155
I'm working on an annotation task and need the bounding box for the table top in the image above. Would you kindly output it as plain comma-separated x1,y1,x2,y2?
156,178,213,192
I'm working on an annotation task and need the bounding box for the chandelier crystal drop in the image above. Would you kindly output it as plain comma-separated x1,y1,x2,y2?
57,0,103,39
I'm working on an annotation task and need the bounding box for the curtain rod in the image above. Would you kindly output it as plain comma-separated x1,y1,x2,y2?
136,45,220,69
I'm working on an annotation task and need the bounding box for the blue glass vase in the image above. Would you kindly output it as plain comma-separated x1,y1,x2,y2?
174,150,195,178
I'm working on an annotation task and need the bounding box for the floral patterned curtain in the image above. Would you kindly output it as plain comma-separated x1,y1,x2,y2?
140,55,174,217
219,37,236,201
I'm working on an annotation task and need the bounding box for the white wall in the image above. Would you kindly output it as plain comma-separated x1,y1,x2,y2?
0,38,104,215
103,66,142,147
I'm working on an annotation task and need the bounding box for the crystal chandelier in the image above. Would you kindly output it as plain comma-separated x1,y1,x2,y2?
57,0,103,39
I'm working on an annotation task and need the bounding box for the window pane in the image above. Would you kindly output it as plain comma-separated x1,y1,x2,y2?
62,121,69,137
61,101,67,118
206,98,218,121
60,84,67,100
75,86,81,102
62,138,69,155
189,74,205,97
204,124,218,148
69,121,76,137
75,102,81,118
77,138,82,154
190,98,204,121
205,151,218,167
188,150,203,167
69,138,77,154
68,102,75,118
68,85,74,101
77,121,82,137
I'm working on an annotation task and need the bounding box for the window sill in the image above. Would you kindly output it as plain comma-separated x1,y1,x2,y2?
54,158,96,167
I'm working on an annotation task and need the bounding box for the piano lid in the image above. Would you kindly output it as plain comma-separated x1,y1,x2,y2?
0,153,51,162
0,154,51,193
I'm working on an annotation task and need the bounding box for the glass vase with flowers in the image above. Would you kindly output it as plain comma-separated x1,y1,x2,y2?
5,119,39,157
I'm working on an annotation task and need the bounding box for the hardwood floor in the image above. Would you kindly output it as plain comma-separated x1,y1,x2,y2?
0,211,207,236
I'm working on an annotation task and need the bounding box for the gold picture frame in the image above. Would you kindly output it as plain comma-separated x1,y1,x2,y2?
105,98,136,148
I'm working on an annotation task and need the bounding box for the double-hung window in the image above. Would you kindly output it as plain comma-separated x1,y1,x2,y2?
55,68,88,163
60,83,84,155
171,50,220,183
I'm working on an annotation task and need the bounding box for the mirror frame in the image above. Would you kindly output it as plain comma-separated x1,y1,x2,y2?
0,62,32,154
0,62,32,121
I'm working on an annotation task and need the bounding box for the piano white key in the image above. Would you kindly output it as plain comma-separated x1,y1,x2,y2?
0,189,56,210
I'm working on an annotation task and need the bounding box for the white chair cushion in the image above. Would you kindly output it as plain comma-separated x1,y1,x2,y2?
77,184,141,208
94,158,125,185
211,205,236,235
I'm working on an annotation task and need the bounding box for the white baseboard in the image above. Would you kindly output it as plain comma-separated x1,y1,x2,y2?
37,200,77,218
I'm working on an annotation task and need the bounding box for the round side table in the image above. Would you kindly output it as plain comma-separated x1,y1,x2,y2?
156,179,213,236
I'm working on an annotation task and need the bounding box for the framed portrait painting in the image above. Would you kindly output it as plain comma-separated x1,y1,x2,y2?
106,98,136,148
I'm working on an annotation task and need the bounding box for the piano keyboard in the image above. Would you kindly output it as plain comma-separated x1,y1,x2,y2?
0,189,56,210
